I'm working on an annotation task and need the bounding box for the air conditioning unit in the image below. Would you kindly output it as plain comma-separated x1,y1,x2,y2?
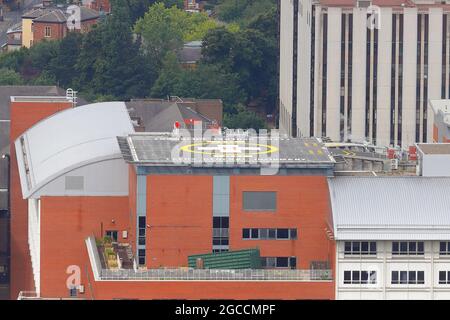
357,0,372,8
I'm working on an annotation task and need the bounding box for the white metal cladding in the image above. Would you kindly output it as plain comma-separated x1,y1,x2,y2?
15,102,135,199
329,177,450,240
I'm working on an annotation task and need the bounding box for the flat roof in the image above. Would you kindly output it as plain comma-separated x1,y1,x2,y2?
416,143,450,155
118,135,335,169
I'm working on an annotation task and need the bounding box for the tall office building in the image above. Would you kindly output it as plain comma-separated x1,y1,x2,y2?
280,0,450,147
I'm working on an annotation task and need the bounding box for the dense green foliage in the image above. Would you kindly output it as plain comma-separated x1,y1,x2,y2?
0,0,277,129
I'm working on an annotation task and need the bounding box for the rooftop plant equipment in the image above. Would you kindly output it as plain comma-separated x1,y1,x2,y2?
188,248,262,269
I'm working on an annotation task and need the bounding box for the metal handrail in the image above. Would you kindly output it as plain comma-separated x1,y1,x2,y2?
99,268,332,281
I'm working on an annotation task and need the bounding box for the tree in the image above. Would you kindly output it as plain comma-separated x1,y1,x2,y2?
74,3,155,99
202,23,278,112
135,3,218,67
48,32,84,87
0,68,24,85
223,104,267,130
151,56,246,112
216,0,276,26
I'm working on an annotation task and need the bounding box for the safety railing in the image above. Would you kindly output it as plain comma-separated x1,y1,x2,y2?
99,268,332,281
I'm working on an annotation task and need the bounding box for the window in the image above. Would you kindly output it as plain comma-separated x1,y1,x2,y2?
392,241,424,255
261,257,297,269
242,228,298,240
242,192,276,211
343,270,377,284
45,26,51,38
344,241,377,255
391,271,425,284
213,217,229,247
69,287,77,297
277,229,289,239
105,230,118,242
138,249,146,265
439,271,450,284
440,242,450,255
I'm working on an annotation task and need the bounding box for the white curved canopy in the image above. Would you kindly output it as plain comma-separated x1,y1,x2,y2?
15,102,135,198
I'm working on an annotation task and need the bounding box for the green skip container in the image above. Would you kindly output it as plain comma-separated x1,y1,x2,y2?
188,248,262,269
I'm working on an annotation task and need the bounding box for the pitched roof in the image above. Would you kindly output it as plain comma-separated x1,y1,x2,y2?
329,176,450,240
24,6,100,23
126,100,218,132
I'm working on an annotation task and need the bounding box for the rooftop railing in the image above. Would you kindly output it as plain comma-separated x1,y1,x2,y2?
99,268,332,282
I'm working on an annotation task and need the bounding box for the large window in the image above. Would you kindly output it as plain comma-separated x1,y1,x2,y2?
242,192,276,211
242,228,297,240
392,241,424,255
391,271,424,284
343,270,377,284
439,271,450,284
213,217,229,247
261,257,297,269
440,242,450,255
138,217,146,247
344,241,377,255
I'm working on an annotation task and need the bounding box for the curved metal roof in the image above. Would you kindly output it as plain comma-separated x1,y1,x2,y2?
15,102,134,198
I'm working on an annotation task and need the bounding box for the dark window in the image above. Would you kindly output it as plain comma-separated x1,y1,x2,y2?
344,271,351,284
138,217,146,228
243,228,298,240
277,257,289,268
243,192,277,211
392,271,399,284
392,270,425,285
392,241,424,255
289,257,297,269
277,229,289,239
345,241,377,255
138,248,146,265
344,242,352,254
418,271,425,284
268,229,276,239
439,271,446,284
105,230,118,242
290,229,298,239
69,287,77,297
440,242,450,255
361,271,369,284
392,242,399,255
344,270,377,284
400,271,407,284
409,271,416,284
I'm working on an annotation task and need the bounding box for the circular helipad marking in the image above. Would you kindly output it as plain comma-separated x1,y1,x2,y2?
180,141,279,156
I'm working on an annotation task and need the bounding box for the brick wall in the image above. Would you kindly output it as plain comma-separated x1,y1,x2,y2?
10,100,72,299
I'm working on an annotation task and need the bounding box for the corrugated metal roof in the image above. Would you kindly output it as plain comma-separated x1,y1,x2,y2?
15,102,135,199
329,176,450,240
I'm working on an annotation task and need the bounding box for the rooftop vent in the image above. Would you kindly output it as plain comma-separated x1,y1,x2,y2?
357,0,372,8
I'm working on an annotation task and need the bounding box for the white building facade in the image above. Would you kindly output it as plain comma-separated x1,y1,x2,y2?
329,176,450,300
280,0,450,148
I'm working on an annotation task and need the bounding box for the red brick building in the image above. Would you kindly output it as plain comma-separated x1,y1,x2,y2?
22,4,100,48
10,99,336,300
